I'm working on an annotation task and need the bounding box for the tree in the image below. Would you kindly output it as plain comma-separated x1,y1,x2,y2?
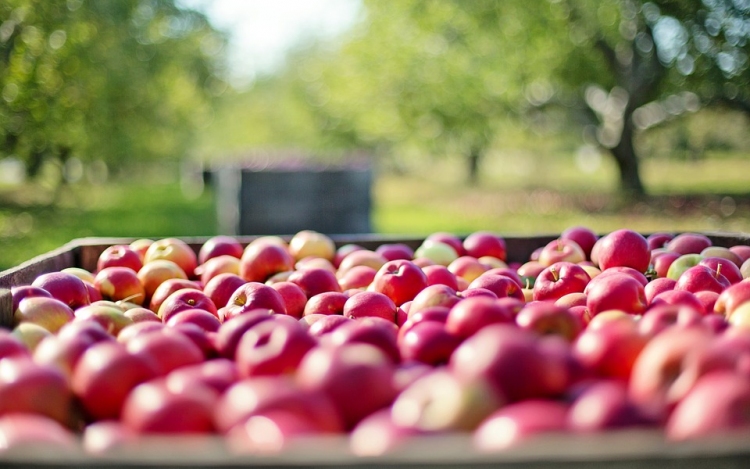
0,0,226,180
291,0,749,196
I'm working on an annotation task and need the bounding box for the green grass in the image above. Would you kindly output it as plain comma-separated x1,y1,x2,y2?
2,154,750,271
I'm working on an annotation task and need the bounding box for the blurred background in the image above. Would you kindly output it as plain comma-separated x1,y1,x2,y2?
1,0,750,270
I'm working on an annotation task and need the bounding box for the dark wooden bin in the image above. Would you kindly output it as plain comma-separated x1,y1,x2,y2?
2,232,750,467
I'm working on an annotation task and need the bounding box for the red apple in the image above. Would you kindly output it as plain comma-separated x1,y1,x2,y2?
701,246,743,267
97,245,143,273
94,266,146,306
398,320,462,366
675,264,730,294
463,231,507,261
375,243,415,261
699,256,743,285
350,408,423,456
532,262,590,302
126,328,204,376
72,340,159,420
422,264,459,290
288,267,342,299
222,282,287,321
647,232,674,251
730,245,750,263
337,265,377,291
0,414,77,453
596,229,650,273
137,260,188,303
0,356,72,425
515,302,583,342
334,243,365,268
561,226,598,260
645,277,676,304
235,318,317,377
270,281,308,319
715,280,750,318
166,308,221,332
214,310,274,359
307,314,352,337
407,284,461,318
585,273,647,316
652,251,681,279
239,242,294,283
567,380,654,432
666,232,712,255
195,255,240,286
448,256,490,284
202,273,246,312
157,288,218,322
343,290,397,322
369,260,429,307
474,399,569,452
31,271,90,310
467,274,525,301
444,297,516,339
74,302,133,336
144,237,198,278
638,304,703,337
573,318,648,381
328,318,400,364
538,239,586,268
198,235,243,265
82,420,136,455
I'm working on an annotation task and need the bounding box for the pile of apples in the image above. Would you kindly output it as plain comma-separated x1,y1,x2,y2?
4,227,750,456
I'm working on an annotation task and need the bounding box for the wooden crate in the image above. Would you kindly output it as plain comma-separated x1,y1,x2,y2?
2,232,750,467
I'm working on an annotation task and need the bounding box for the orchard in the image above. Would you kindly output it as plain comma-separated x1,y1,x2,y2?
3,228,750,458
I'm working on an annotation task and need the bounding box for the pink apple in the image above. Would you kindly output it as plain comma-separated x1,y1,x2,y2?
567,380,655,432
560,226,598,259
97,245,143,273
652,251,681,279
288,267,342,299
235,317,317,377
350,408,423,456
537,238,586,268
699,256,743,285
198,235,243,265
448,256,490,283
269,281,308,319
467,274,525,301
463,231,507,261
157,288,218,322
328,318,400,364
515,302,583,342
213,310,274,359
407,284,461,318
647,232,674,251
398,320,462,366
532,262,590,302
675,264,730,294
573,318,648,381
82,420,136,454
0,414,77,453
375,243,415,261
645,277,676,304
0,356,72,425
638,304,703,337
450,324,568,402
223,282,287,321
369,259,429,307
239,241,294,283
596,229,650,273
334,243,365,268
343,290,397,322
666,232,712,255
474,399,569,451
585,273,647,316
337,265,377,291
10,286,53,313
650,289,706,313
421,264,459,290
31,271,90,310
166,308,222,332
307,314,353,337
303,291,348,316
126,328,204,376
730,245,750,263
701,246,743,267
195,255,240,286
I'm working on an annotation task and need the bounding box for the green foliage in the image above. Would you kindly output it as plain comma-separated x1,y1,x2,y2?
0,0,226,178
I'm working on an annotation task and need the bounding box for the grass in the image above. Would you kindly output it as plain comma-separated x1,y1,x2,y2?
2,153,750,271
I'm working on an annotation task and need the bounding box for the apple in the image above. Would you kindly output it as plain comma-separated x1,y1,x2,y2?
399,306,451,340
448,256,490,284
730,245,750,263
288,267,342,299
666,232,712,255
157,288,218,322
467,274,524,301
126,328,204,376
144,237,198,278
296,343,398,430
651,250,680,278
561,226,598,260
147,277,200,313
337,265,377,291
369,259,428,307
699,256,743,285
269,281,308,320
239,241,295,283
0,414,77,453
629,325,715,419
225,410,321,454
537,239,586,267
646,232,674,251
74,302,133,336
426,232,465,257
413,240,458,266
666,253,704,280
596,229,650,273
701,246,743,267
573,318,648,381
94,266,146,306
10,286,53,313
97,245,143,273
473,399,569,452
198,235,243,265
398,320,462,366
532,262,590,302
235,318,317,377
421,264,459,290
391,369,501,432
375,243,415,262
137,260,188,303
516,261,546,287
336,250,388,277
567,380,654,432
554,292,588,309
117,321,165,344
165,358,239,395
407,284,461,318
638,304,703,337
0,356,72,426
515,302,583,342
288,230,335,262
350,408,423,457
334,243,365,268
303,291,348,316
342,290,397,322
201,274,245,312
121,378,217,434
82,420,136,455
213,310,274,359
585,273,647,316
129,238,154,261
450,324,568,402
0,329,31,360
72,340,159,420
165,308,222,332
675,264,730,294
666,371,750,441
445,297,519,339
644,277,676,304
14,296,75,334
11,323,53,352
307,314,352,337
61,267,96,284
695,290,720,314
31,271,90,310
195,255,240,286
463,231,507,261
222,282,287,321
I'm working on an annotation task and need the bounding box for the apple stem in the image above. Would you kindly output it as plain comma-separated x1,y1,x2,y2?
716,263,723,279
550,267,559,282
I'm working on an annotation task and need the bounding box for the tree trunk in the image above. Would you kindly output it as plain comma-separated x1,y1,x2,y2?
610,111,645,198
467,147,481,185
